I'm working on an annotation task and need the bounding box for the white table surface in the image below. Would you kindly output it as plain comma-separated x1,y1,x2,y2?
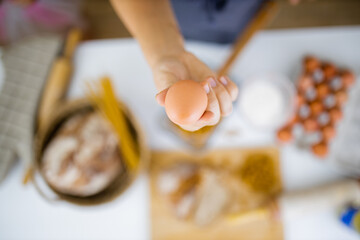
1,27,360,240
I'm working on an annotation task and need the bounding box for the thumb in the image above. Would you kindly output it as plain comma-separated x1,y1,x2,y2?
153,70,179,106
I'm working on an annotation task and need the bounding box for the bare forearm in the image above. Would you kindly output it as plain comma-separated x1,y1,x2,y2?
110,0,185,67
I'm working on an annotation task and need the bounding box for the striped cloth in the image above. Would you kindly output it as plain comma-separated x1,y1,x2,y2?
0,34,61,183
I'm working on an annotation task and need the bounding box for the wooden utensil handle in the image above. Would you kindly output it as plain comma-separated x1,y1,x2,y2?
37,57,72,131
217,1,278,76
64,28,82,59
37,28,82,133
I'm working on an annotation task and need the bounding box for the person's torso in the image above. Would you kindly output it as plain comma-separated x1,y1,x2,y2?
171,0,265,44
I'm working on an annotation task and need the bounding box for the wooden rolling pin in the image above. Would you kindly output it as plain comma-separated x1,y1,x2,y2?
24,29,82,184
37,29,82,134
217,1,278,76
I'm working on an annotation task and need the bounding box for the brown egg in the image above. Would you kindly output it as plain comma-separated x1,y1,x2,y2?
310,100,323,116
323,63,336,80
288,114,300,126
335,90,348,106
165,80,208,125
341,70,355,88
304,118,319,132
329,107,343,123
312,142,328,158
304,56,320,73
322,125,336,141
298,76,314,92
316,84,330,99
277,127,292,142
296,94,305,107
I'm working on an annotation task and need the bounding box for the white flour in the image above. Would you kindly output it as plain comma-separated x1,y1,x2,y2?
239,80,286,128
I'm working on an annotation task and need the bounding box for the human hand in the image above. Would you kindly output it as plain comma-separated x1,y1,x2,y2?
110,0,238,131
153,51,238,132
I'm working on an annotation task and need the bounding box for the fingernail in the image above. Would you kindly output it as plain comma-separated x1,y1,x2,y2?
203,83,210,94
219,76,227,85
208,77,217,88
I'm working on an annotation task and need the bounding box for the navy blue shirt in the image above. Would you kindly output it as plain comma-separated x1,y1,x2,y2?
171,0,265,44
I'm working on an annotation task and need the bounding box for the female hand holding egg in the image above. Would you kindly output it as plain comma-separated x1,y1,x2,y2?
111,0,238,132
153,51,238,131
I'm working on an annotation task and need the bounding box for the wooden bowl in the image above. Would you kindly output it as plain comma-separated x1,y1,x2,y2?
33,98,149,205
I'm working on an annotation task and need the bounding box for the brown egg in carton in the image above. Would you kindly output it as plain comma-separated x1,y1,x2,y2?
277,56,355,158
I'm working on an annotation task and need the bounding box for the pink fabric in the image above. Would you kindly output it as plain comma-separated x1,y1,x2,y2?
0,0,82,44
25,2,74,30
0,5,6,42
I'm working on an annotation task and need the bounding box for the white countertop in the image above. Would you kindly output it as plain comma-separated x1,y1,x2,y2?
1,26,360,240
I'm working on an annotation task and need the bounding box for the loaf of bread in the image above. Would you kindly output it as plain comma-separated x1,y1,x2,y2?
42,111,123,197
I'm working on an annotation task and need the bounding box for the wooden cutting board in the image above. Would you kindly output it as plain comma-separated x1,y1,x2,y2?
150,147,283,240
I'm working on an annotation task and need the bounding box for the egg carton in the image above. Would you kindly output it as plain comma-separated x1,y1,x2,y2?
277,56,355,159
